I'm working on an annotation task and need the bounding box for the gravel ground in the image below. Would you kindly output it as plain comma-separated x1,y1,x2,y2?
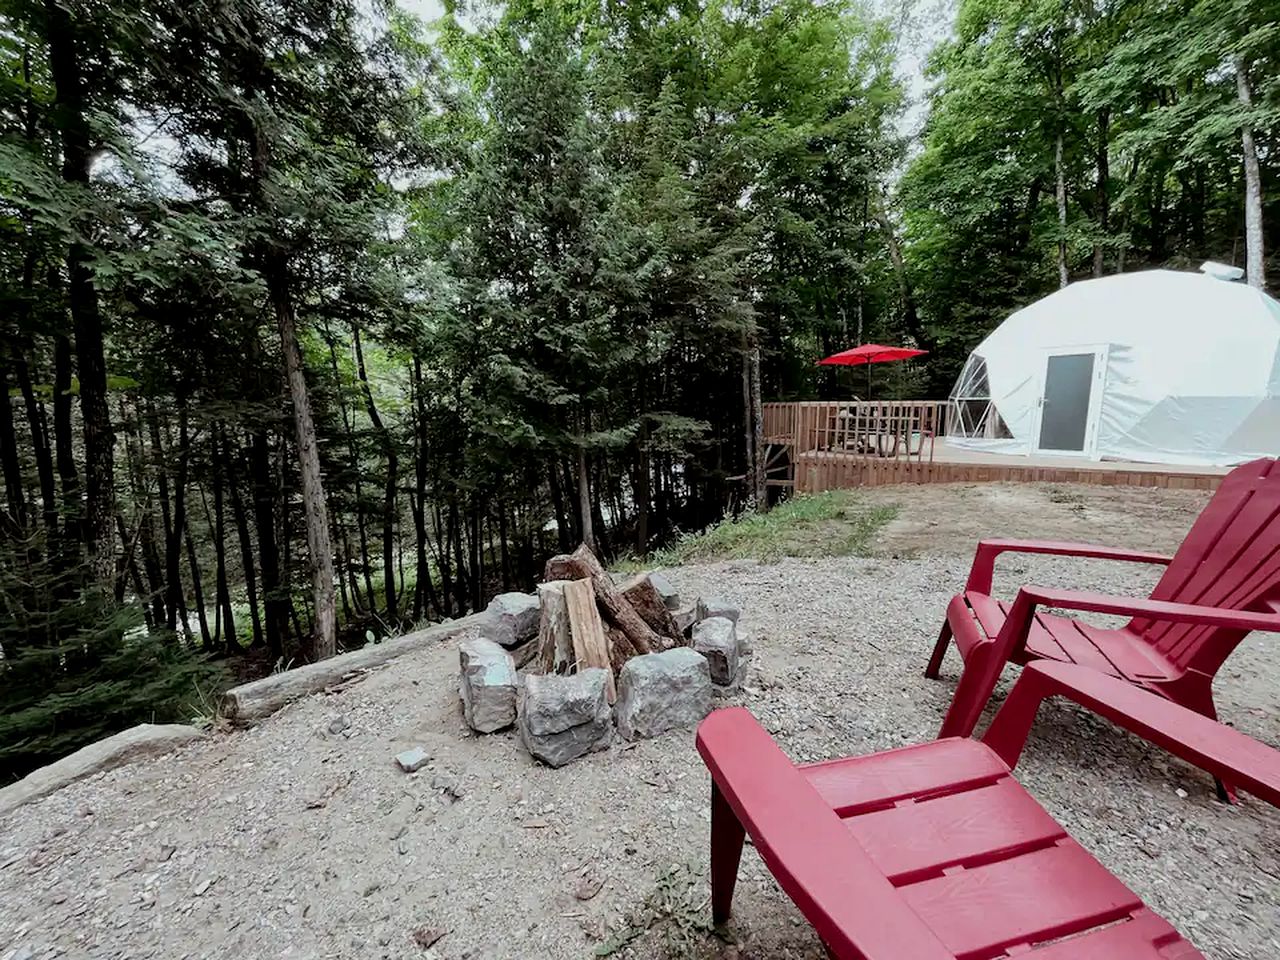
2,485,1277,960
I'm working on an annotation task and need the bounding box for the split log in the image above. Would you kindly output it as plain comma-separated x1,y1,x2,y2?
619,574,683,645
543,544,662,656
565,578,617,702
607,625,635,675
537,581,574,675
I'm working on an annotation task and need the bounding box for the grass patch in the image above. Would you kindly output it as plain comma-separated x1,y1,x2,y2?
620,491,898,569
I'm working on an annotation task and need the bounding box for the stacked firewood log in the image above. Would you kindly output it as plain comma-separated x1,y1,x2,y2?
535,544,686,702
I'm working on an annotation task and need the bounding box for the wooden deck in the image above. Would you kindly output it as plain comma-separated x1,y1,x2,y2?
763,401,1228,494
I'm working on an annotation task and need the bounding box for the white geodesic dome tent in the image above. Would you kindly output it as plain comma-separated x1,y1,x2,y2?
946,269,1280,467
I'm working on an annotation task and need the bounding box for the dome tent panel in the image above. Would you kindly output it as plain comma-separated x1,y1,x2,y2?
944,270,1280,466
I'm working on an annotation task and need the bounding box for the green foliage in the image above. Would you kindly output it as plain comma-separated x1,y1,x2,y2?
620,491,898,568
902,0,1280,391
0,572,226,780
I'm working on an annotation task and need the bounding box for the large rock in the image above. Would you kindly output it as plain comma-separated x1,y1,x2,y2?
696,597,740,625
648,572,681,610
693,616,740,685
519,670,612,767
459,638,518,733
482,592,540,649
615,648,711,741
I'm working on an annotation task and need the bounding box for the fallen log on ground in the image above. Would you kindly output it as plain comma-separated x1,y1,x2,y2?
220,615,483,724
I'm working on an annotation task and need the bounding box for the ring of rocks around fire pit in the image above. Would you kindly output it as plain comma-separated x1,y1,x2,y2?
456,545,750,767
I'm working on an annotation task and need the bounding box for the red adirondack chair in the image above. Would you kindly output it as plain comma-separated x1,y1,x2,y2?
697,660,1280,960
927,458,1280,760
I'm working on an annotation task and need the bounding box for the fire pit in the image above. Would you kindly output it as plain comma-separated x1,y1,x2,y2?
457,544,749,766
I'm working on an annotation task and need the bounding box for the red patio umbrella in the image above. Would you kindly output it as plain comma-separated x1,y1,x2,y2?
817,343,927,396
816,344,928,366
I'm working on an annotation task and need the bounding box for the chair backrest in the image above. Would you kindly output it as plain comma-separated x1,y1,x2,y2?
1133,458,1280,674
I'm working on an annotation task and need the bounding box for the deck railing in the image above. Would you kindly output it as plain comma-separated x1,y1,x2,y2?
762,400,947,463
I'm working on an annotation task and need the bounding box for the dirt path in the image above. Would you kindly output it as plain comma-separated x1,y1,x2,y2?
1,483,1273,960
861,481,1212,557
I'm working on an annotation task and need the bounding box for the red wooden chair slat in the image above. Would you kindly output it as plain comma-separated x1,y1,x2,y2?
929,458,1280,770
697,661,1280,959
1021,909,1202,960
901,840,1141,957
802,738,1006,814
845,777,1066,883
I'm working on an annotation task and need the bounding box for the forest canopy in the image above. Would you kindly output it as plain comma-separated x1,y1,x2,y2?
0,0,1274,775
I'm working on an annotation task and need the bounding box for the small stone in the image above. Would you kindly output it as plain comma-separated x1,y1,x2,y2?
411,926,448,949
696,597,740,624
431,773,464,802
192,877,214,897
573,876,604,901
693,617,740,685
615,648,712,741
458,638,518,733
1175,788,1189,799
327,715,350,735
481,592,540,649
518,670,612,768
647,572,681,610
395,747,433,773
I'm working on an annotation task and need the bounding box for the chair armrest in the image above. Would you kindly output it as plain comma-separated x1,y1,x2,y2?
965,539,1173,593
982,587,1280,700
1017,586,1280,633
696,708,953,960
982,661,1280,808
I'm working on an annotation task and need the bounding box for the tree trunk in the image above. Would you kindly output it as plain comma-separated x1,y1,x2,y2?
635,423,650,554
46,0,114,583
547,463,570,552
52,334,78,512
576,437,595,554
748,330,766,512
1055,131,1069,288
0,359,26,529
228,437,264,648
164,399,193,639
740,331,756,511
448,499,468,614
270,270,335,659
1235,57,1265,290
327,334,376,613
250,428,286,658
148,400,180,634
1092,109,1110,278
353,325,398,625
873,207,925,347
13,348,56,535
184,504,211,649
210,428,238,653
121,399,166,628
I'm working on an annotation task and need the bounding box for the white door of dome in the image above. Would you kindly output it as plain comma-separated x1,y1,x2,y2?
1032,346,1108,457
